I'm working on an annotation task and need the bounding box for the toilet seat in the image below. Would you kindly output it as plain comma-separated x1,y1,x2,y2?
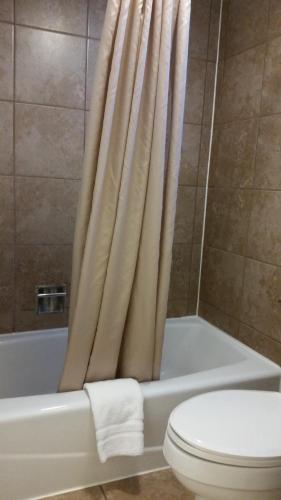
168,390,281,468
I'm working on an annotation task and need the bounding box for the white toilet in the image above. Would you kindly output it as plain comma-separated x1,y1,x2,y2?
163,390,281,500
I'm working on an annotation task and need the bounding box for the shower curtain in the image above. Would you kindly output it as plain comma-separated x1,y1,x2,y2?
60,0,190,391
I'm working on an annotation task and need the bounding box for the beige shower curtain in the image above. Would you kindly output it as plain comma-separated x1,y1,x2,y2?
60,0,190,391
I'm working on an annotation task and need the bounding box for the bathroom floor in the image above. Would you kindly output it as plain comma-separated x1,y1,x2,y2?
45,469,193,499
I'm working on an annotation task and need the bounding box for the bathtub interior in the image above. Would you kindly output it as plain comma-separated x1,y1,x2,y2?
160,317,246,380
0,316,279,399
0,328,67,398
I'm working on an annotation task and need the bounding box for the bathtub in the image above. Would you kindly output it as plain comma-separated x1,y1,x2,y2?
0,316,280,500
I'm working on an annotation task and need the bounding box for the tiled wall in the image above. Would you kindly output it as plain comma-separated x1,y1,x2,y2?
0,0,219,333
168,0,220,317
0,0,105,332
200,0,281,365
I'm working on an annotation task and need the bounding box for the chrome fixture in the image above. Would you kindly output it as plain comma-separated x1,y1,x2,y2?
36,285,67,314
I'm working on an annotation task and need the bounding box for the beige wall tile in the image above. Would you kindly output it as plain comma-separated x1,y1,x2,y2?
15,244,72,312
0,244,14,286
16,27,86,108
268,0,281,39
15,177,79,245
15,0,88,36
189,0,211,59
187,243,201,314
88,0,107,39
15,103,84,178
198,126,211,187
169,244,191,301
86,39,100,110
0,23,13,100
193,187,205,244
0,0,13,22
255,115,281,189
219,45,265,122
199,0,281,362
167,300,188,318
0,245,14,331
217,1,229,61
240,258,281,343
226,0,268,56
179,124,201,186
174,186,196,244
210,119,258,188
238,323,281,366
0,0,216,331
203,62,216,124
206,188,252,254
247,190,281,266
0,284,13,312
208,0,221,61
0,101,13,175
15,309,69,332
0,176,14,244
199,300,240,337
0,309,13,333
262,36,281,114
184,58,206,124
102,469,192,500
201,247,244,316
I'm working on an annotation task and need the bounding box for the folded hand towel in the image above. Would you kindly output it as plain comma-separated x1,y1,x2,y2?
84,378,144,463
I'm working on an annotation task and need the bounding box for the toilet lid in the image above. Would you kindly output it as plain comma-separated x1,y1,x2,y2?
169,390,281,467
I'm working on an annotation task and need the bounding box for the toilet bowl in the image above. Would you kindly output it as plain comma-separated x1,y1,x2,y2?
163,390,281,500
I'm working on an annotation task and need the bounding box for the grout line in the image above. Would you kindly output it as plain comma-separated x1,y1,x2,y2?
100,485,108,499
189,54,218,64
206,243,281,271
214,108,281,126
0,19,218,62
12,1,16,332
225,39,267,61
14,174,81,182
0,19,100,41
187,0,214,314
182,119,205,126
184,61,208,313
236,1,271,324
193,109,281,128
2,97,281,125
83,0,90,148
205,186,281,193
0,99,220,123
196,0,223,315
14,243,73,248
200,298,281,348
223,31,280,62
238,321,281,348
220,0,230,60
12,99,86,112
199,299,240,330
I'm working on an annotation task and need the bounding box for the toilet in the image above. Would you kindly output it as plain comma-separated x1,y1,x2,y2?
163,390,281,500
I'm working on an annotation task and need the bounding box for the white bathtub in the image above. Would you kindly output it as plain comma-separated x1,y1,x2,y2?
0,316,280,500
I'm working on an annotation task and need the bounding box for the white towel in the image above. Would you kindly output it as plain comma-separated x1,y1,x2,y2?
84,378,144,463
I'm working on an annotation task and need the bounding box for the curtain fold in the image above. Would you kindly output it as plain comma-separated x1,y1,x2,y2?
59,0,191,391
